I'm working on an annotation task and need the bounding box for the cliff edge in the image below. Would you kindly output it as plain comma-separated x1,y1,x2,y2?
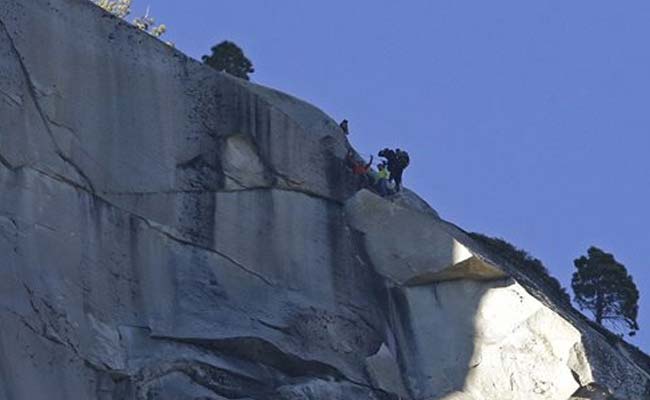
1,1,649,399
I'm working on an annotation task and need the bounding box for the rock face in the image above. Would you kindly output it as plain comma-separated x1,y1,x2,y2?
0,1,649,399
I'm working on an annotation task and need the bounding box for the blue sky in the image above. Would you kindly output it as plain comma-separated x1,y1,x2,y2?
130,1,650,351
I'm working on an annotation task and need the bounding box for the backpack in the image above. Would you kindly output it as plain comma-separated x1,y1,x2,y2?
397,150,410,168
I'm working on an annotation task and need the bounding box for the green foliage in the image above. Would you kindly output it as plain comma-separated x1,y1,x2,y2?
93,0,168,39
202,41,255,80
469,233,571,305
572,246,640,336
132,7,167,38
95,0,132,18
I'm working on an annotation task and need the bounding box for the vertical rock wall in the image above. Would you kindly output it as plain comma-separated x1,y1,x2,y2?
1,1,649,399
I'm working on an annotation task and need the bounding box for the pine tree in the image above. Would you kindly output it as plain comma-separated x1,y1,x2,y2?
572,247,640,336
202,41,254,80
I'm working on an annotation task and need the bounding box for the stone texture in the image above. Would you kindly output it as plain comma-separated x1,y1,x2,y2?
365,344,409,398
345,190,506,285
0,0,649,399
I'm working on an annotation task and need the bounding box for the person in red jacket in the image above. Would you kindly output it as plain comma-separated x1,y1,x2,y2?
346,150,373,189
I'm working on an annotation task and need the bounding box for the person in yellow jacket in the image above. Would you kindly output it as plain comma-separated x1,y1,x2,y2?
376,162,391,197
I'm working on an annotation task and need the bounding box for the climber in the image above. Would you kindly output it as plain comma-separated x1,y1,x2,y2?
346,150,373,188
396,148,410,170
391,148,410,192
339,119,349,135
378,148,410,192
375,162,391,197
378,148,395,168
378,148,400,190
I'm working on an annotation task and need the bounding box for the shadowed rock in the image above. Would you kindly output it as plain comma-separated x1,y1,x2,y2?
0,0,649,399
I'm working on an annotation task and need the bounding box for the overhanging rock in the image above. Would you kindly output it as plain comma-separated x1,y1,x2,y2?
345,189,507,285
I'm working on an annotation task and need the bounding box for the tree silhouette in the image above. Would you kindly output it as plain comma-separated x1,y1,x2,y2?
202,41,254,80
572,246,640,336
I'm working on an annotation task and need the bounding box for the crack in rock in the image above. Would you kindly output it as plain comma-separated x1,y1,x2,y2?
147,334,396,398
142,219,276,288
0,88,23,106
0,152,18,171
100,184,342,205
134,359,272,399
33,166,92,193
0,284,107,371
47,117,81,141
22,283,81,355
0,19,95,193
56,151,96,192
3,163,277,290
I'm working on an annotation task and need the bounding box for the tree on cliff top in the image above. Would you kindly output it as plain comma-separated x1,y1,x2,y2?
202,41,255,80
572,247,640,336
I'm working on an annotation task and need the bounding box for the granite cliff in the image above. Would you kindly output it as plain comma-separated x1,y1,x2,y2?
1,0,649,399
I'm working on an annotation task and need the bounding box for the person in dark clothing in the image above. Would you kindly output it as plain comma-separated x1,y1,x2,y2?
339,119,349,135
378,148,410,192
378,148,396,172
390,164,404,192
396,148,410,169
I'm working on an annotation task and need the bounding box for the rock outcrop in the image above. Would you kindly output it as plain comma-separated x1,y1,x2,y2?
1,1,649,399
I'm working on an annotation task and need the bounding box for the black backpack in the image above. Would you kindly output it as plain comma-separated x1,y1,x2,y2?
397,150,410,168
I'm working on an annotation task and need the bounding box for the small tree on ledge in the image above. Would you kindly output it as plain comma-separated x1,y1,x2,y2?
202,41,255,81
572,246,640,336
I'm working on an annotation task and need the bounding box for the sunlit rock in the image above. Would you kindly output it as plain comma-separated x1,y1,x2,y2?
345,190,506,285
0,0,649,399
